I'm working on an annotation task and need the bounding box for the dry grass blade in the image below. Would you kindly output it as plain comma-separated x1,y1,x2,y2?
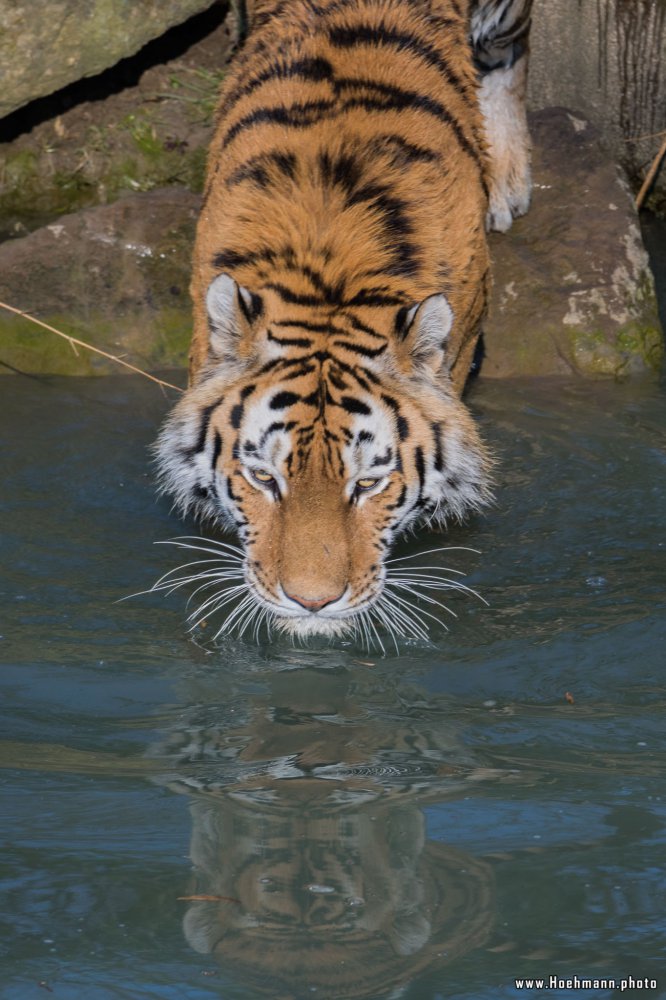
635,133,666,210
0,299,184,393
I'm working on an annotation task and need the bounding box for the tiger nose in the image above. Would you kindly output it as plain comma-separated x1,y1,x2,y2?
283,589,344,612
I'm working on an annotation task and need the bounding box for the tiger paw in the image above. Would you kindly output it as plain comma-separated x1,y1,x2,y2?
486,159,532,233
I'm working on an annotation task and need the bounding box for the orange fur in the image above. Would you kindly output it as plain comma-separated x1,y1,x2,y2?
190,0,490,390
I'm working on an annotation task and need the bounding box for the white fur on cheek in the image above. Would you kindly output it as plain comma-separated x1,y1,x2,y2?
153,376,237,528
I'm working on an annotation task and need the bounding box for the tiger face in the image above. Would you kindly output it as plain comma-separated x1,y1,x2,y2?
155,274,491,639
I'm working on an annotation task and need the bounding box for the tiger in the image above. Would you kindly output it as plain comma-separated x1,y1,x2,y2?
155,0,534,640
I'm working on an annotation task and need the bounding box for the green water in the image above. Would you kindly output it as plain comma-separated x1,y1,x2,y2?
1,373,665,999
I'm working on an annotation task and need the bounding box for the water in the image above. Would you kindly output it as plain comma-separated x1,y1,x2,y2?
1,373,665,999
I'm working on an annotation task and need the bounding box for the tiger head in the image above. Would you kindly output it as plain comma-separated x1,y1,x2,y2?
155,274,491,638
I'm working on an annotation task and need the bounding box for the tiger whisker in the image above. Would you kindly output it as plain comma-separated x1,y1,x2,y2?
363,608,386,655
386,581,458,619
376,592,429,641
161,535,245,557
251,605,270,642
369,604,400,654
213,593,257,639
155,566,244,591
355,610,371,651
187,583,248,626
184,574,246,607
386,546,481,564
155,539,245,562
236,598,263,639
387,572,488,605
206,598,252,642
387,563,467,576
150,570,244,603
383,588,447,634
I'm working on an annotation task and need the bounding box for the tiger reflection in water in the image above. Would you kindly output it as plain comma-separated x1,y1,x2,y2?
181,793,493,998
152,655,522,998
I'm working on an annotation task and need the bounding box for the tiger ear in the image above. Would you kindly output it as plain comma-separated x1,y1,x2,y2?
206,273,263,362
396,293,454,376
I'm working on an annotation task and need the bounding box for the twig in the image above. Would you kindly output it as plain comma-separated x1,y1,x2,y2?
0,299,184,393
625,128,666,144
635,133,666,210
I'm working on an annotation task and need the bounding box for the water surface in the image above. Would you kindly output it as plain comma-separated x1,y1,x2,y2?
1,373,664,999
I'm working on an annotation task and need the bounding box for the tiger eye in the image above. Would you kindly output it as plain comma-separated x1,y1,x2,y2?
356,477,380,491
252,469,275,484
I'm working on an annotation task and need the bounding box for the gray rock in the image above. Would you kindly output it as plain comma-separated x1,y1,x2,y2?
0,187,200,375
529,0,666,208
484,108,663,378
0,0,215,118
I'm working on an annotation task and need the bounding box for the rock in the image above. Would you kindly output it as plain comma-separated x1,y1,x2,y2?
528,0,666,209
484,108,663,378
0,0,216,119
0,188,200,375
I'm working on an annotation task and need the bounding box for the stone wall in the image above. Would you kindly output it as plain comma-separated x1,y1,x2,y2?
529,0,666,207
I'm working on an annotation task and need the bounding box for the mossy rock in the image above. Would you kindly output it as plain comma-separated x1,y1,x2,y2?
485,109,663,378
0,188,198,375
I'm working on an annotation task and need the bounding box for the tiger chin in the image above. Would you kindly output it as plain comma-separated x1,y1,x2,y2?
154,0,534,641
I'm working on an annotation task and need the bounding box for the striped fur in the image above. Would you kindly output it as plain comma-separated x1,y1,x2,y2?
156,0,533,639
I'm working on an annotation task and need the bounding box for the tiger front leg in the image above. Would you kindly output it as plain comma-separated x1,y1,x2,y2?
479,53,532,233
470,0,534,232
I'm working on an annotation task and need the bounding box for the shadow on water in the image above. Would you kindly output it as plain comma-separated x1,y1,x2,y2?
1,373,665,998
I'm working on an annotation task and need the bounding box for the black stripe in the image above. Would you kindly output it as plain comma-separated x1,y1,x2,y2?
265,282,326,307
268,281,405,310
301,265,346,305
370,132,440,166
327,22,471,106
331,339,387,358
279,362,317,381
183,395,224,457
414,445,426,496
211,431,222,468
219,56,335,118
336,78,483,174
274,319,345,335
212,247,275,269
431,422,444,472
267,328,313,348
346,184,419,276
329,369,349,390
222,100,335,147
372,446,392,466
318,149,364,195
230,404,244,429
387,483,408,510
237,289,263,324
341,396,371,415
226,150,298,189
334,358,373,392
345,289,408,308
259,421,284,447
344,314,386,340
270,390,301,409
